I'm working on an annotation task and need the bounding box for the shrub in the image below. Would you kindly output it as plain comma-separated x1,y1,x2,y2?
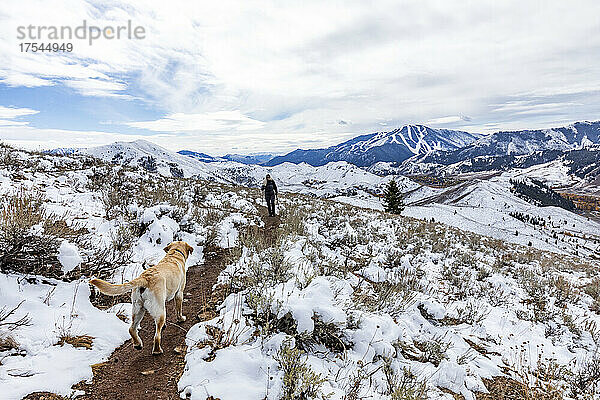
0,143,19,170
275,339,329,400
569,354,600,400
413,335,451,367
0,189,75,278
382,360,428,400
517,270,555,323
77,235,133,280
280,203,306,237
353,278,417,318
0,300,32,353
452,300,490,325
295,314,352,354
552,276,578,308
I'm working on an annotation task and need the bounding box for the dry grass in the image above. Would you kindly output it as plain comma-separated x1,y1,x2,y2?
0,333,19,352
476,376,562,400
56,334,94,349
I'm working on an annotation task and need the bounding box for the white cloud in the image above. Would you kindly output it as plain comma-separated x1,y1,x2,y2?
0,124,350,155
126,111,265,132
0,125,147,150
0,72,53,87
0,119,29,126
0,106,38,126
0,106,39,119
64,78,130,98
426,115,471,125
1,0,600,152
491,101,580,115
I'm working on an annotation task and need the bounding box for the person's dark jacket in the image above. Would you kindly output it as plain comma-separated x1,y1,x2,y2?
263,178,277,197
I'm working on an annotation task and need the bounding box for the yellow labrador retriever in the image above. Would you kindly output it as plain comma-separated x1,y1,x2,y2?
90,241,193,354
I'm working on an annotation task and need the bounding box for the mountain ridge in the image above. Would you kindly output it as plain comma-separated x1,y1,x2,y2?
264,124,484,167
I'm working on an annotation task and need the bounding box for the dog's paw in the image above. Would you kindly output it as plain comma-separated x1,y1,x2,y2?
134,344,143,350
152,349,164,355
178,315,187,322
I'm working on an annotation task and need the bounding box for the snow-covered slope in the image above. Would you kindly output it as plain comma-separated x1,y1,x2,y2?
203,160,418,198
79,140,215,179
401,174,600,257
265,125,484,167
76,140,416,198
4,143,600,400
402,121,600,175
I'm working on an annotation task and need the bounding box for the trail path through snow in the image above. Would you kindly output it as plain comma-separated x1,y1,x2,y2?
23,207,279,400
24,246,228,400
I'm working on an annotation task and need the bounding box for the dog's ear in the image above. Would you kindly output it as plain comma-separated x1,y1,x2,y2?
163,243,172,253
186,243,194,255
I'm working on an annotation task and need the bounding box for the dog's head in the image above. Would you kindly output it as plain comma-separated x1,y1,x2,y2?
164,241,194,258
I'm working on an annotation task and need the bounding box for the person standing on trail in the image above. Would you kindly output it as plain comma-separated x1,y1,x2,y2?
262,173,278,217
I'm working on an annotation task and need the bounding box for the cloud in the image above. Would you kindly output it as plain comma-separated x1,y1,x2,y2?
0,106,39,119
63,78,130,98
0,125,145,149
0,119,29,126
426,115,471,125
491,101,580,116
0,124,350,155
126,111,265,132
0,73,54,87
0,106,38,126
1,0,600,152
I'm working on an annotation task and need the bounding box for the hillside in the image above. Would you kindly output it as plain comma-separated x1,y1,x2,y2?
76,140,412,198
2,143,600,399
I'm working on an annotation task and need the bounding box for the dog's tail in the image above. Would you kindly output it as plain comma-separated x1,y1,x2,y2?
89,276,147,296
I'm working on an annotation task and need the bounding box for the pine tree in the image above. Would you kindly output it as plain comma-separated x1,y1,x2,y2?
383,179,404,214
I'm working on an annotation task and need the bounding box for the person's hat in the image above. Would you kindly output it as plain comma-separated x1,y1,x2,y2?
266,174,271,178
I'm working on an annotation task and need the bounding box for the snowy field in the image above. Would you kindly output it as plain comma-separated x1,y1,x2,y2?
181,196,600,399
2,143,600,399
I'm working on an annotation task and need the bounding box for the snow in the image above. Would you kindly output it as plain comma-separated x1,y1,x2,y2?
180,192,600,399
3,140,600,399
217,214,246,248
274,277,349,333
179,343,277,399
0,275,129,400
79,140,215,179
57,241,83,273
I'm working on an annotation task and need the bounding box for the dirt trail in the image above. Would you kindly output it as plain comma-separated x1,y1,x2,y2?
24,207,279,400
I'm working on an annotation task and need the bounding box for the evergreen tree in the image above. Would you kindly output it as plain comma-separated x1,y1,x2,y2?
383,179,404,214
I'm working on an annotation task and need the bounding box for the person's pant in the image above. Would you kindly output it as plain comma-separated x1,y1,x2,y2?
266,194,276,216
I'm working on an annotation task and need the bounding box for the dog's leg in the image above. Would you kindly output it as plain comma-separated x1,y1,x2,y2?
129,292,146,350
175,291,186,322
175,282,186,322
152,309,166,355
144,286,166,355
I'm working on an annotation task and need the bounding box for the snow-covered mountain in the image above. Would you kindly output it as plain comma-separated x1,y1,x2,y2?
177,150,219,163
401,121,600,175
75,140,409,198
78,139,215,179
264,125,484,167
205,160,416,198
221,153,276,165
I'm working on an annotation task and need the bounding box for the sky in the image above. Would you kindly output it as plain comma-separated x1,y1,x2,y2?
0,0,599,155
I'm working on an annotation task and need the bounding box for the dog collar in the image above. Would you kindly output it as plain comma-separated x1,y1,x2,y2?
173,249,186,258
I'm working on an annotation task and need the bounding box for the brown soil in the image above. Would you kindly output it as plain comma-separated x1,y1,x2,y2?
24,207,279,400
